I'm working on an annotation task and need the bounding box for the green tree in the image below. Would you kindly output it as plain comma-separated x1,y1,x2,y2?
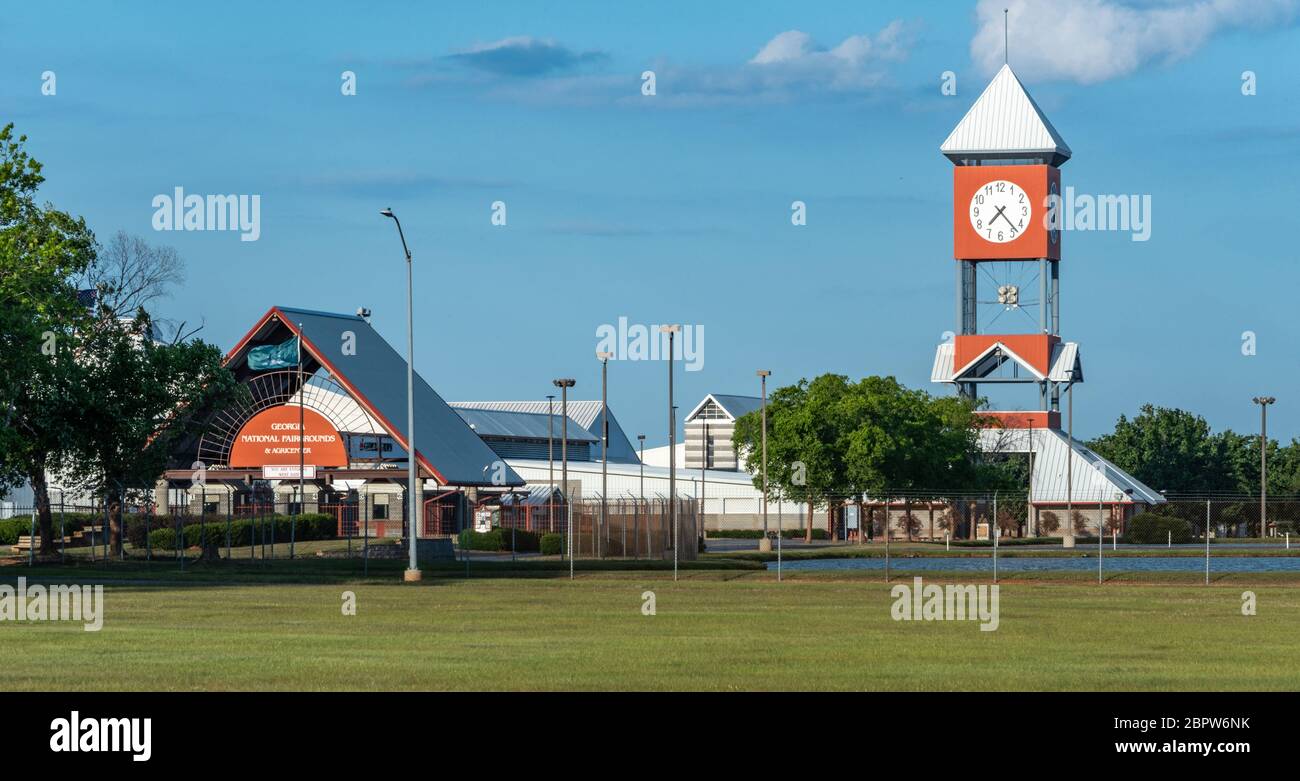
734,374,856,543
1088,405,1232,493
734,374,984,543
62,234,243,554
0,124,97,553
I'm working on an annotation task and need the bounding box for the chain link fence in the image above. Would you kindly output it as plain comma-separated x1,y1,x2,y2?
3,493,701,568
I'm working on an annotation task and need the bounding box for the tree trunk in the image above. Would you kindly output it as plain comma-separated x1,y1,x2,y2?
928,504,935,541
904,497,912,542
805,501,813,544
856,498,864,545
109,493,124,556
29,464,55,555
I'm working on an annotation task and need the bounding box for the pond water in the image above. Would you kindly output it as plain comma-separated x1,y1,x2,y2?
767,556,1300,573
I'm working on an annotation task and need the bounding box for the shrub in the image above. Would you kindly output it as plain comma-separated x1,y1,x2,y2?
459,529,500,551
499,527,540,553
1126,511,1193,544
144,514,337,551
0,518,31,546
459,527,540,552
708,528,829,540
0,514,93,545
540,533,564,556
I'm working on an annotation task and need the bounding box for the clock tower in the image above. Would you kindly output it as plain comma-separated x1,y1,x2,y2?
933,64,1082,429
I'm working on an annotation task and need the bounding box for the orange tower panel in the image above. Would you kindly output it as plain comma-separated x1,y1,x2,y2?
953,164,1060,260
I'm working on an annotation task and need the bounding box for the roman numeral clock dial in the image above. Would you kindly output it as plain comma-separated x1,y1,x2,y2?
969,179,1030,244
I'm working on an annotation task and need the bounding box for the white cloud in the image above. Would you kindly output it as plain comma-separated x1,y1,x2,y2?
407,23,911,107
973,0,1299,84
745,23,910,92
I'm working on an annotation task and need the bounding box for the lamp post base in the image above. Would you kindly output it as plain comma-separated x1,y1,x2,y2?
403,568,423,582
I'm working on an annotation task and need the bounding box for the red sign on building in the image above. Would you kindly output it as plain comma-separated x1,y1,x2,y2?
228,405,347,467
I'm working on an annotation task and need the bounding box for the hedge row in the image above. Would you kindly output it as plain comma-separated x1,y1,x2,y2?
0,514,93,545
458,527,541,553
146,514,336,551
708,528,830,540
1126,511,1194,544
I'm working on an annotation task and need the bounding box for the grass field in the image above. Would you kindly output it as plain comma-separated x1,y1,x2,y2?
3,558,1298,691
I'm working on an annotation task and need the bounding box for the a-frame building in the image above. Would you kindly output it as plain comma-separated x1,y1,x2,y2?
159,306,524,541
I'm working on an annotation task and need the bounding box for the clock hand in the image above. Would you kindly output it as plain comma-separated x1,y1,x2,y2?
992,205,1013,229
993,206,1013,231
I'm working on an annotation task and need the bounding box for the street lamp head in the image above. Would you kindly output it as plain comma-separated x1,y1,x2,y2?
637,434,646,442
380,208,395,219
756,369,771,378
596,351,614,362
1253,396,1276,405
659,324,682,334
552,378,576,388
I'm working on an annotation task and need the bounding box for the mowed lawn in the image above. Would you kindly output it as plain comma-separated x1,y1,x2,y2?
4,567,1298,691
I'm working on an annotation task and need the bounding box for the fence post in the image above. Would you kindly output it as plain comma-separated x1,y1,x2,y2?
176,505,184,571
60,498,66,564
363,492,370,577
993,526,999,583
225,487,232,560
145,510,151,562
1205,498,1211,586
199,493,206,563
28,508,35,567
884,495,890,584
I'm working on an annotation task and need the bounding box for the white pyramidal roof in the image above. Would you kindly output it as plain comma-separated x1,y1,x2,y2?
941,64,1071,164
979,428,1164,505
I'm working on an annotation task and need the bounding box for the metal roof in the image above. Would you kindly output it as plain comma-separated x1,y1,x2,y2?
684,393,763,422
499,484,566,506
941,64,1072,164
979,428,1164,505
225,307,523,487
931,340,1083,384
450,407,596,443
449,400,640,463
1047,341,1083,383
932,342,955,383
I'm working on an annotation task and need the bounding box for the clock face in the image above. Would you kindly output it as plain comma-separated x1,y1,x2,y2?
968,179,1031,244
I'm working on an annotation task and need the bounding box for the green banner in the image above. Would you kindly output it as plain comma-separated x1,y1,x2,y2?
247,336,300,371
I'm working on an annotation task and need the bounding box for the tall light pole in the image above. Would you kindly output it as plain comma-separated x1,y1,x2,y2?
757,370,772,552
547,394,556,534
554,378,576,575
661,325,681,580
1064,374,1075,548
1253,396,1275,538
295,322,304,560
637,434,646,500
381,207,421,582
597,351,613,558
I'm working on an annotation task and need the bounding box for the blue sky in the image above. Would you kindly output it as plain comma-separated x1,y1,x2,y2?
4,0,1299,445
